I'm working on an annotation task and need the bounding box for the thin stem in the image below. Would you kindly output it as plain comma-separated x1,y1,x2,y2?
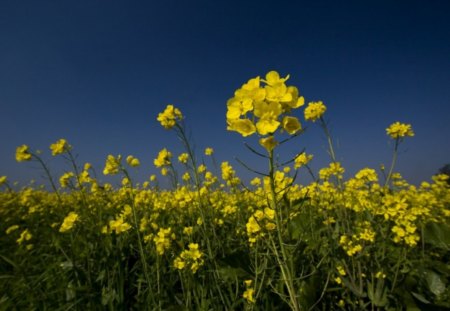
385,138,399,187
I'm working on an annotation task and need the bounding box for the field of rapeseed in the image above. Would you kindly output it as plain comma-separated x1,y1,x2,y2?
1,71,450,310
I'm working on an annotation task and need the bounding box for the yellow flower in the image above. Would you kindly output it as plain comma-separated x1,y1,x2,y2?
59,172,74,188
254,101,282,135
0,176,7,186
386,122,414,139
17,229,32,244
50,139,71,156
204,147,214,156
178,153,189,164
227,119,256,137
282,116,301,134
154,148,172,167
304,101,326,121
59,212,79,233
6,225,19,234
294,153,313,169
243,288,255,303
16,145,32,162
126,155,140,167
259,136,278,152
103,155,122,175
109,217,132,234
157,105,183,129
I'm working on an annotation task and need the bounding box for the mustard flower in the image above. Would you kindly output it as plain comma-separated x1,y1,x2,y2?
243,288,255,303
294,153,313,169
386,122,414,139
59,212,79,233
0,176,7,186
259,136,278,152
204,147,214,156
154,148,172,168
282,116,301,135
227,119,256,137
6,225,19,235
17,229,32,244
15,145,32,162
304,101,327,121
178,153,189,164
103,155,122,175
126,155,140,167
59,172,75,188
50,138,71,156
157,104,183,129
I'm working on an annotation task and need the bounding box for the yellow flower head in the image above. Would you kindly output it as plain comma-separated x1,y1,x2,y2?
227,119,256,137
304,101,327,121
157,104,183,129
59,212,79,233
386,122,414,139
259,136,278,152
294,153,313,169
50,139,71,156
154,148,172,168
103,155,122,175
204,147,214,156
16,145,32,162
126,155,140,167
282,116,301,135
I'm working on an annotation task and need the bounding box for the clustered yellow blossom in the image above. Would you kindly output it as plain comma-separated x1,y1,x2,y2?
246,207,276,245
16,145,32,162
304,101,326,121
204,147,214,156
157,105,183,129
50,138,71,156
243,279,255,303
153,227,175,255
154,149,172,168
59,211,80,233
173,243,204,273
103,155,122,175
226,71,305,148
386,122,414,139
126,155,140,167
294,152,313,169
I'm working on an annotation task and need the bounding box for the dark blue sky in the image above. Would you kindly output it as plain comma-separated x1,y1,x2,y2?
1,0,450,187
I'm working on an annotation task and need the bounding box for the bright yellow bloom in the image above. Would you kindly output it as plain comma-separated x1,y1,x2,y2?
243,288,255,303
59,212,79,233
109,218,132,234
304,101,326,121
50,139,71,156
17,229,32,244
0,176,7,186
294,153,313,169
103,155,122,175
178,153,189,164
59,172,75,188
157,105,183,129
254,101,282,135
154,148,172,167
386,122,414,139
126,155,140,167
259,136,278,152
6,225,19,235
282,116,301,134
16,145,32,162
204,147,214,156
227,119,256,137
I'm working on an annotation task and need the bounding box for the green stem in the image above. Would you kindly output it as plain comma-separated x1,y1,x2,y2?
385,138,399,187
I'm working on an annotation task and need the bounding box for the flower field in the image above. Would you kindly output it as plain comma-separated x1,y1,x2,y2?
1,71,450,310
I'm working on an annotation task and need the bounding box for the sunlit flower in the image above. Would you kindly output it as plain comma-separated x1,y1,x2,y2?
304,101,326,121
16,145,32,162
386,122,414,139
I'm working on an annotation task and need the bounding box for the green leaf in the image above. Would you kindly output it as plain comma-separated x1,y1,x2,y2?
424,270,446,297
423,222,450,250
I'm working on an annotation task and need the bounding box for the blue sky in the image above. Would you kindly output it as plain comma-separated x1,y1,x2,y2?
1,0,450,188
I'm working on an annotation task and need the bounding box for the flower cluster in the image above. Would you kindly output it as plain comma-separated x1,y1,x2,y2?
173,243,204,273
386,122,414,139
157,105,183,129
